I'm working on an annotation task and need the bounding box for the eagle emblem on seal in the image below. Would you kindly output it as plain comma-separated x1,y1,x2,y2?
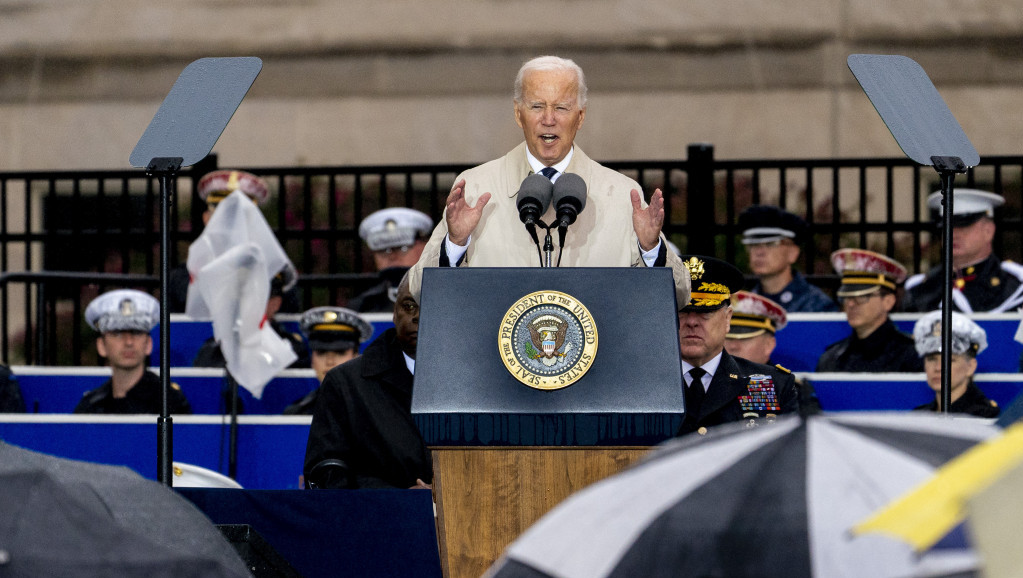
527,314,571,367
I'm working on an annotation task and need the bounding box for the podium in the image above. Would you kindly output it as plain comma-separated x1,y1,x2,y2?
413,267,685,577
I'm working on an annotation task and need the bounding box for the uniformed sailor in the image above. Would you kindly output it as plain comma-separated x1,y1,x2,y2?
817,249,922,372
738,205,837,313
74,289,192,414
349,207,433,313
283,306,374,415
676,255,799,436
912,310,998,417
904,188,1023,313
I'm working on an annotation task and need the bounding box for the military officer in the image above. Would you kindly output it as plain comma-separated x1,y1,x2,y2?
738,205,837,313
75,289,192,414
904,189,1023,313
349,207,433,313
817,249,922,372
912,310,998,417
284,306,373,415
724,290,821,414
676,255,799,436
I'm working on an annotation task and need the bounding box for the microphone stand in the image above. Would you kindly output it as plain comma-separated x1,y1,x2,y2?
542,222,554,267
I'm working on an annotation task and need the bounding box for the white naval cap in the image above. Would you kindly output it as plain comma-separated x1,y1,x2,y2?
358,208,433,252
913,310,988,357
926,188,1004,227
85,289,160,333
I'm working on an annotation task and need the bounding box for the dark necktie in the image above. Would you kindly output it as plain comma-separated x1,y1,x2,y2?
685,367,707,418
539,167,557,180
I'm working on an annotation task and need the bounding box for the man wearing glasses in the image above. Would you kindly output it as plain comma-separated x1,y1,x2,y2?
738,205,837,313
816,249,922,372
676,255,799,436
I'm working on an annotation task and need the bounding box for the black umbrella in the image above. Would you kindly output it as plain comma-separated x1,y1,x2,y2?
486,413,997,578
0,440,251,577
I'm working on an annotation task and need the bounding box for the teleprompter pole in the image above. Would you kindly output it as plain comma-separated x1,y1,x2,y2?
931,155,967,414
147,156,182,485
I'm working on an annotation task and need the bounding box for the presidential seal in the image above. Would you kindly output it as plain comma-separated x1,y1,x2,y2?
498,290,598,390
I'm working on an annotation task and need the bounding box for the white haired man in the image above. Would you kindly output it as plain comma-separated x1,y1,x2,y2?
408,55,690,309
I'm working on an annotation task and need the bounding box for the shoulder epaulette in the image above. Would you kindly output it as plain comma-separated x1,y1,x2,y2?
1000,260,1023,280
904,272,926,291
774,364,791,374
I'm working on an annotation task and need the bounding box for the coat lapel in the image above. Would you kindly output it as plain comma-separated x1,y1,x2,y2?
698,352,747,421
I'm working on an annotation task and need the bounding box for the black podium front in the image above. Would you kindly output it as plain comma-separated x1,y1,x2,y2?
412,267,685,577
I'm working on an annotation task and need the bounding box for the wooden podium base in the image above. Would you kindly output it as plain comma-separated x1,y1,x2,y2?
431,446,650,578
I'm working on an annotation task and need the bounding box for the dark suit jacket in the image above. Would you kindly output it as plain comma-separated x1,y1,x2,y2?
678,351,799,436
303,328,432,489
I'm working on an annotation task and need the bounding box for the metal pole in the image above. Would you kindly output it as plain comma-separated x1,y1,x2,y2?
930,155,967,414
148,157,182,485
939,171,954,414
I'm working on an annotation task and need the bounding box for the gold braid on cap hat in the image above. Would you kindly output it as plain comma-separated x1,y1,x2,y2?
842,273,896,291
729,314,776,333
311,323,357,333
689,282,731,307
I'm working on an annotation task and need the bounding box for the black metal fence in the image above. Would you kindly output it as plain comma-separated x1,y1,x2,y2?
2,145,1021,364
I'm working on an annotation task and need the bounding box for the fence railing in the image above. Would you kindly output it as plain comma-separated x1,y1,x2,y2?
1,144,1020,364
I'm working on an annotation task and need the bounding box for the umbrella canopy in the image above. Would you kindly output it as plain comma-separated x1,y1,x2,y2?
853,421,1023,578
486,413,998,578
0,441,251,577
854,421,1023,552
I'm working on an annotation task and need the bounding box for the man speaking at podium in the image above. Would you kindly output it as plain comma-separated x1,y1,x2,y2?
408,55,690,308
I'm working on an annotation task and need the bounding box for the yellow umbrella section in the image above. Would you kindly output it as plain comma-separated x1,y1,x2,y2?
853,421,1023,551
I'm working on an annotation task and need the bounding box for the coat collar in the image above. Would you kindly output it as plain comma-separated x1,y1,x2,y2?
504,142,593,198
361,328,413,388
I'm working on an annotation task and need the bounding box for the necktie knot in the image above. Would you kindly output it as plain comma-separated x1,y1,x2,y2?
539,167,557,180
688,367,707,386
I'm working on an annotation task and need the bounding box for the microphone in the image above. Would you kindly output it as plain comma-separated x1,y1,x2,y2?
552,173,587,231
516,173,554,246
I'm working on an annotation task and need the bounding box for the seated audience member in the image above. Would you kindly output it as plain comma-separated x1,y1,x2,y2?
283,306,373,415
0,364,25,413
75,289,192,414
904,188,1023,314
912,310,998,417
349,207,433,313
817,249,922,373
303,273,431,489
168,169,275,313
193,270,310,369
738,205,837,313
676,256,799,436
724,291,821,414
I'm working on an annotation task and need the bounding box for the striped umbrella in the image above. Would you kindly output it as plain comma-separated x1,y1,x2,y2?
486,413,997,578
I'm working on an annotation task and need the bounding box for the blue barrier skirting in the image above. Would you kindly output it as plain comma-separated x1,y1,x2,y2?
177,489,442,578
14,367,320,414
152,313,394,367
774,312,1023,373
0,415,310,489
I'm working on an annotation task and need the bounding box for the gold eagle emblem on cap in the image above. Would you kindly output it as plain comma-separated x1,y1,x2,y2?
684,257,705,280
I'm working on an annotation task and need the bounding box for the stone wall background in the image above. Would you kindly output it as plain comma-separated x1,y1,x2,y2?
0,0,1021,171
